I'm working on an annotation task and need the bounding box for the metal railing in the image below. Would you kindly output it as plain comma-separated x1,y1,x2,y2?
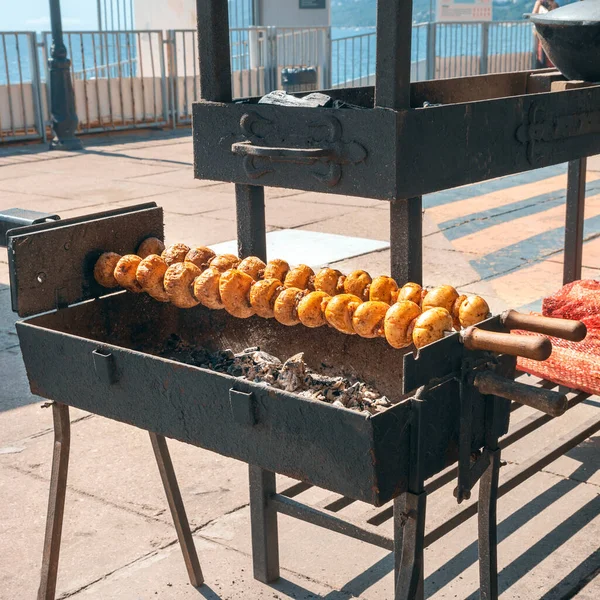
40,30,168,134
0,21,537,144
0,32,45,142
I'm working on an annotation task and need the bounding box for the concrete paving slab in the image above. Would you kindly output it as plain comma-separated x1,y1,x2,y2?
0,464,177,600
0,172,174,205
287,191,383,209
0,162,42,181
163,213,258,247
210,198,360,230
153,187,236,216
0,189,79,214
69,533,345,600
588,155,600,173
128,168,231,190
5,414,252,529
210,230,388,269
0,346,37,414
299,207,390,241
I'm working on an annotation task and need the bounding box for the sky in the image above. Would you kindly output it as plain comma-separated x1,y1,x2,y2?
2,0,100,31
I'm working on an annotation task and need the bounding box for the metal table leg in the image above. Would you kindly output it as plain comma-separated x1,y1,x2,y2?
236,184,267,261
563,158,587,285
249,465,280,583
37,403,70,600
394,491,427,600
390,196,423,287
149,432,203,587
478,448,501,600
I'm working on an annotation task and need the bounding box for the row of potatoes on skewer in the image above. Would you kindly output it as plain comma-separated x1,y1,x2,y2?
94,238,491,350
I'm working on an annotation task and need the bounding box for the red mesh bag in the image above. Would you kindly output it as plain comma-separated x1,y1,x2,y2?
516,280,600,395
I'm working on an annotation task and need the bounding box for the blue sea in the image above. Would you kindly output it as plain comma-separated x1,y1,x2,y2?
0,23,534,87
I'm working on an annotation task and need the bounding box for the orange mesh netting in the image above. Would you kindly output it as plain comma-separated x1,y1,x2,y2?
516,280,600,395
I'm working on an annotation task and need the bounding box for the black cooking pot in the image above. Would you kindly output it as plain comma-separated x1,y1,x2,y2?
530,1,600,81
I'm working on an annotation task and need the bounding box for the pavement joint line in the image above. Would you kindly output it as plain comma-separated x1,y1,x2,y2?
501,459,600,491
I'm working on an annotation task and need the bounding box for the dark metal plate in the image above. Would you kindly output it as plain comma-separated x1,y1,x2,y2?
7,204,163,317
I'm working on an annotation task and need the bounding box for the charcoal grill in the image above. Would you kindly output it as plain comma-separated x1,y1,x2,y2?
2,1,599,599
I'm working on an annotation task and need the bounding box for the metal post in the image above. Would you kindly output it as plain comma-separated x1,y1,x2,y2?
149,432,203,588
426,22,436,81
375,0,414,110
248,465,280,583
48,0,82,149
478,448,501,600
196,0,233,103
375,1,422,287
236,184,267,261
28,33,47,143
480,22,489,75
37,403,70,600
390,196,423,286
563,158,587,285
394,397,426,600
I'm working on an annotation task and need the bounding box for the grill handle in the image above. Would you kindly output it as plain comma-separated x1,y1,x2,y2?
462,327,552,361
473,371,568,417
501,309,587,342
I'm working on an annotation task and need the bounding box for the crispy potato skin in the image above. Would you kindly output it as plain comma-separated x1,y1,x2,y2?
298,291,331,328
422,285,459,313
161,243,191,267
397,282,423,306
209,254,241,273
114,255,143,292
263,259,290,282
219,269,255,318
459,295,490,328
137,237,165,259
284,265,315,290
164,262,201,308
185,246,216,270
325,294,362,335
237,256,267,280
136,254,169,302
412,307,453,349
384,300,421,349
352,301,389,338
94,252,121,288
369,276,399,304
193,267,224,309
344,270,372,302
274,287,307,326
452,294,468,331
314,268,344,296
250,279,283,319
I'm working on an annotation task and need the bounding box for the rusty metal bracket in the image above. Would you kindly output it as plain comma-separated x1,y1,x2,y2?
516,102,600,166
232,112,367,187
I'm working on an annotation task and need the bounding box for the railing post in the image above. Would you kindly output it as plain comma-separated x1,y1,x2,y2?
28,32,46,143
265,26,278,94
426,22,436,81
480,21,489,75
166,31,177,128
158,31,169,127
47,0,82,149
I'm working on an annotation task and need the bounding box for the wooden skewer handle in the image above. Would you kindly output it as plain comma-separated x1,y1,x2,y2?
462,327,552,361
501,309,587,342
473,371,568,417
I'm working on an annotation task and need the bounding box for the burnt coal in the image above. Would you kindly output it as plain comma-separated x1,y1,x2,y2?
160,336,391,415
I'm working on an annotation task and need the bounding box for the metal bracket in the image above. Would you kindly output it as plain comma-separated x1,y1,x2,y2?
233,112,367,187
92,348,119,385
0,208,60,248
229,389,257,426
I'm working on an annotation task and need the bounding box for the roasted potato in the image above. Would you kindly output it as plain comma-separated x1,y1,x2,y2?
164,262,201,308
94,252,121,288
137,237,165,259
136,254,169,302
219,269,255,318
384,300,421,349
114,255,143,292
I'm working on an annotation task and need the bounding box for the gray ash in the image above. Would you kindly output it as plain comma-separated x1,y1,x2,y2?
160,335,391,415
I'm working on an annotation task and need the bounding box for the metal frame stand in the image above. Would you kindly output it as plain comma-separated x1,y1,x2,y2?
37,403,202,600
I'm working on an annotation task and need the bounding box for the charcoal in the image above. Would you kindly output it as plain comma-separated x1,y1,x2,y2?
159,336,391,414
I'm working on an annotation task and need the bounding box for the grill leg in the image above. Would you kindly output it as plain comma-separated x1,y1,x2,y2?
563,157,587,285
394,491,427,600
478,448,501,600
390,196,423,287
236,184,267,261
149,432,203,587
249,465,280,583
37,403,70,600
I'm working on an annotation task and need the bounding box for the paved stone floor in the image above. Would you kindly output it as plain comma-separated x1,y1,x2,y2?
0,131,599,599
